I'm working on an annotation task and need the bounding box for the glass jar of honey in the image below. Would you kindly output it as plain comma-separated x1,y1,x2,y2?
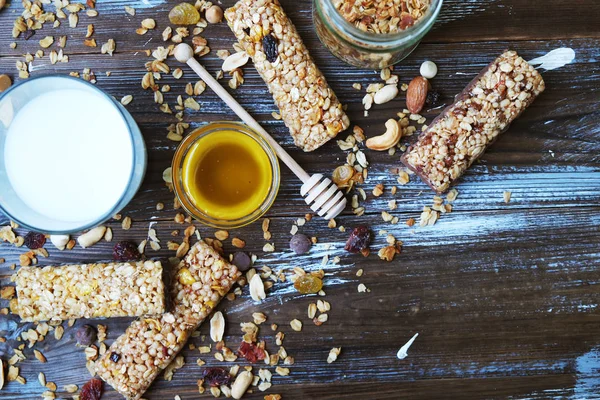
172,122,280,229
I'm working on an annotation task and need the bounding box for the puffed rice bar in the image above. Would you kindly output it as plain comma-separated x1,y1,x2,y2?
401,50,545,193
96,241,240,400
225,0,350,152
14,261,166,322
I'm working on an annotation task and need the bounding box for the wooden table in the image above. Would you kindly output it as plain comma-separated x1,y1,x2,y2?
1,0,599,398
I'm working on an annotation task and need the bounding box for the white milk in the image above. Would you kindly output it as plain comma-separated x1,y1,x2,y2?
4,89,133,226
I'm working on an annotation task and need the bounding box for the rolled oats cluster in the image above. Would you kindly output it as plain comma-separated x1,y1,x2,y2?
401,50,546,193
96,241,240,400
225,0,350,151
333,0,431,34
14,261,166,322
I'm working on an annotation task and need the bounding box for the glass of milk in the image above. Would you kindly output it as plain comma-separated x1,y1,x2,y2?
0,76,146,233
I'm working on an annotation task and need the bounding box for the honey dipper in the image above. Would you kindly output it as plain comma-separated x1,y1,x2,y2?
174,43,347,220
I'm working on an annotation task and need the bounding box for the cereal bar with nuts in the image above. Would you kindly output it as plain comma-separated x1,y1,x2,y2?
401,50,545,193
96,241,240,400
225,0,350,152
14,261,166,322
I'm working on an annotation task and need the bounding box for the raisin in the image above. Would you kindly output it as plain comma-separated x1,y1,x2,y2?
238,341,266,363
80,378,103,400
168,3,200,25
289,234,312,255
425,91,442,107
294,274,323,294
24,30,36,40
231,251,252,271
109,352,121,362
75,324,97,347
202,367,231,387
113,241,141,261
262,34,278,63
243,27,250,35
24,231,46,249
345,226,372,253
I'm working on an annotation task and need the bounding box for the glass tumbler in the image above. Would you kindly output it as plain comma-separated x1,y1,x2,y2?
0,76,147,234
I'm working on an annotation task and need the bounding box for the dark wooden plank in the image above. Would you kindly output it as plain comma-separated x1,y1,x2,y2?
1,0,600,399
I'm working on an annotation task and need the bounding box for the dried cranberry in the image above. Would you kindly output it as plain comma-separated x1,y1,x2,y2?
202,367,231,387
109,352,121,362
262,34,278,63
113,241,141,261
231,251,252,271
80,378,103,400
344,226,372,253
290,234,312,255
426,91,442,107
238,341,266,363
24,232,46,249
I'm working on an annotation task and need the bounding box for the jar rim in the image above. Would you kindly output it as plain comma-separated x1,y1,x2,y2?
172,121,280,229
316,0,443,47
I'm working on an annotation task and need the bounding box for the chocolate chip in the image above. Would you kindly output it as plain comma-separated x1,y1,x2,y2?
290,234,312,254
231,251,252,271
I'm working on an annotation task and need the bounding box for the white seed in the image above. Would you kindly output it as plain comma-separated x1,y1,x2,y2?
222,51,249,72
77,226,106,248
420,60,438,79
249,274,266,302
120,95,133,106
210,311,225,342
327,347,341,363
231,370,253,399
373,84,398,104
290,319,302,332
50,234,69,250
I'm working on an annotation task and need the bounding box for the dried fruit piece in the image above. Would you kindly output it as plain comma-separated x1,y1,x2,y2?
80,378,103,400
202,367,231,387
238,341,266,363
332,165,354,186
345,226,372,253
231,252,251,271
109,352,120,362
294,274,323,294
112,241,141,261
289,234,311,254
168,3,200,25
76,325,97,347
0,74,12,93
262,34,278,63
425,90,442,107
24,232,46,249
406,76,428,114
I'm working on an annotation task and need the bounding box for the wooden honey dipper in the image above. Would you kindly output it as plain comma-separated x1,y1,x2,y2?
174,43,347,220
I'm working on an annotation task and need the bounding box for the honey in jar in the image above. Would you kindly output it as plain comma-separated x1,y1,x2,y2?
181,129,273,221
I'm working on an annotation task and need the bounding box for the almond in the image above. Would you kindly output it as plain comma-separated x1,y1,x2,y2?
406,76,428,114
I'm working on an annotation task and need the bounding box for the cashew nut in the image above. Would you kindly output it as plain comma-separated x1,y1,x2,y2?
366,119,401,151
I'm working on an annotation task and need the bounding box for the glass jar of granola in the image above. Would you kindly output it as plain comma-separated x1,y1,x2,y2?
313,0,443,69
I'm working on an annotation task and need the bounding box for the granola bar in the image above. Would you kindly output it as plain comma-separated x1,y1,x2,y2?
225,0,350,152
14,261,166,322
96,241,240,400
401,50,545,193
